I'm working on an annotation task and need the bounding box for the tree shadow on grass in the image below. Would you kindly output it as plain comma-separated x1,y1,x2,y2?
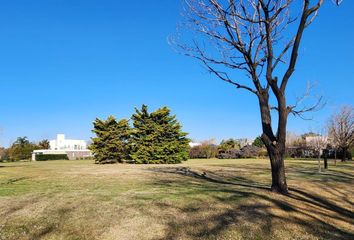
0,165,24,168
150,166,270,190
0,177,28,185
288,168,354,184
288,187,354,219
147,167,354,240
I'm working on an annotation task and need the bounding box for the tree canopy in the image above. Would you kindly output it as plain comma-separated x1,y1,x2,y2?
130,105,190,164
90,105,190,164
8,137,39,161
90,116,131,164
252,136,265,148
328,106,354,161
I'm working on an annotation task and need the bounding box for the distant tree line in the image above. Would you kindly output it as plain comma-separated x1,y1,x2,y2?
188,106,354,161
328,106,354,161
90,105,190,164
281,107,354,161
0,137,50,162
189,137,267,159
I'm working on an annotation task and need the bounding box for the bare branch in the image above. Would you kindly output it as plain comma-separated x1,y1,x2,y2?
287,82,325,120
280,0,324,93
328,106,354,151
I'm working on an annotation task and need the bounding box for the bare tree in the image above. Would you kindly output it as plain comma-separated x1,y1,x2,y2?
306,134,328,172
285,131,302,148
174,0,342,194
328,106,354,162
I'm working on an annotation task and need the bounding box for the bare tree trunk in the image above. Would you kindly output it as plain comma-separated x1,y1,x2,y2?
334,150,337,166
323,149,328,169
324,157,328,169
318,155,321,172
259,93,288,194
341,147,347,162
268,148,288,193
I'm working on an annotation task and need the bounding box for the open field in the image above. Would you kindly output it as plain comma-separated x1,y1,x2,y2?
0,159,353,240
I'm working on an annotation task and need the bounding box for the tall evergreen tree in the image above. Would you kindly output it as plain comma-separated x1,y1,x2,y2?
130,105,189,164
252,136,265,148
90,116,130,164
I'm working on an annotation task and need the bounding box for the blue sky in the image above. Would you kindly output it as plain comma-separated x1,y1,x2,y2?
0,0,353,146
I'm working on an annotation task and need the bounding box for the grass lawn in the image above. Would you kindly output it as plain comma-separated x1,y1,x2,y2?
0,158,353,240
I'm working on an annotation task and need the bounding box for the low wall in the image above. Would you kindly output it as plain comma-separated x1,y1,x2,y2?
66,150,92,160
32,150,92,161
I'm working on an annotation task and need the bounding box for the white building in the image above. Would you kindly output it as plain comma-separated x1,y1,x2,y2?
50,134,87,150
32,134,91,161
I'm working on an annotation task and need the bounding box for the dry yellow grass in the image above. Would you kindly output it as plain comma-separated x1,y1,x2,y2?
0,158,353,240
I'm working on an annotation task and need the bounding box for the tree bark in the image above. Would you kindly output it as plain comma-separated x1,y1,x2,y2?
268,148,288,194
323,149,328,169
258,92,288,194
324,157,328,169
334,150,337,166
341,147,347,162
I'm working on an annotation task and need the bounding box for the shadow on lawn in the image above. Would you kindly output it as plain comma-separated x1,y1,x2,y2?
0,165,24,168
150,166,269,190
288,168,354,184
148,167,354,240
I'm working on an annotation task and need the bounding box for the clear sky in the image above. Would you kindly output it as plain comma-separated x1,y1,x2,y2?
0,0,353,146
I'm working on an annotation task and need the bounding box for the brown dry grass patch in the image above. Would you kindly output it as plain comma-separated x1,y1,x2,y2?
0,159,353,240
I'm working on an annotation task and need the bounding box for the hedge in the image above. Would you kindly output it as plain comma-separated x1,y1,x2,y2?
36,154,69,161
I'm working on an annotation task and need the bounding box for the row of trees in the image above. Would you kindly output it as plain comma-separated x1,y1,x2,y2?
90,105,190,164
188,106,354,162
328,106,354,161
189,137,266,159
285,106,354,161
0,137,50,161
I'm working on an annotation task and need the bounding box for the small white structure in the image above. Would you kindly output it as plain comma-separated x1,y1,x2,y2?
189,142,202,148
32,134,91,161
50,134,87,150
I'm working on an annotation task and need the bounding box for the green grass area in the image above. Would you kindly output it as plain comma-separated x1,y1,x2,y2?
0,159,353,240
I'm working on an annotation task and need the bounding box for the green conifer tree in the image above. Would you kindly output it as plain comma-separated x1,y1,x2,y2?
252,136,265,148
90,116,130,164
130,105,189,164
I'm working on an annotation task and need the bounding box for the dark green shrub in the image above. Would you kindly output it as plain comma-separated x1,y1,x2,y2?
336,149,352,160
252,136,265,148
36,154,69,161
